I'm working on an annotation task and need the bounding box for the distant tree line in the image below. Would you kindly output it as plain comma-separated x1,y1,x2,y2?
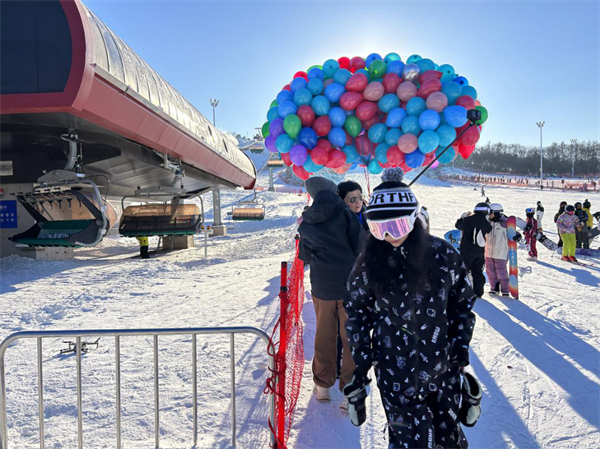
454,141,600,177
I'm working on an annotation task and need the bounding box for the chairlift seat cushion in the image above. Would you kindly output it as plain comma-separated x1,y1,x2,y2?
119,204,202,237
231,207,265,220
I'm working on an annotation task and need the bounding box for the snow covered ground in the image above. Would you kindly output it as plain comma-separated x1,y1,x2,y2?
1,166,599,448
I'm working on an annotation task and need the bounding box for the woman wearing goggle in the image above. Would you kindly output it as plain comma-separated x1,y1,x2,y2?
343,168,480,447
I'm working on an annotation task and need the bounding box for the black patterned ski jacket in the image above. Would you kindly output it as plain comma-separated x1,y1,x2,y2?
344,236,477,394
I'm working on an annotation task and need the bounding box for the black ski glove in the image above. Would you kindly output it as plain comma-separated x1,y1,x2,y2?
513,232,522,243
343,376,371,427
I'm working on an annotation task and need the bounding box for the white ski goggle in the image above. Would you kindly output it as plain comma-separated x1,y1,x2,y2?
367,211,417,241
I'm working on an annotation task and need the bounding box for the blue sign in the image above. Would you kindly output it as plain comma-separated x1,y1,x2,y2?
0,200,18,229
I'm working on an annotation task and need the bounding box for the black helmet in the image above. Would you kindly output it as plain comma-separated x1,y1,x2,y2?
575,202,582,209
583,199,591,209
474,202,490,214
560,201,568,207
566,205,575,212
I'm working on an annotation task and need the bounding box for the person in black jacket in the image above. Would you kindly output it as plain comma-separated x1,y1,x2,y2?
298,176,362,405
455,202,493,298
338,180,369,232
344,168,475,448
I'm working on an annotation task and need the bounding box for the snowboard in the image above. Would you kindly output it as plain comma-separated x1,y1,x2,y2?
516,216,559,252
558,247,600,257
444,230,461,252
506,216,519,299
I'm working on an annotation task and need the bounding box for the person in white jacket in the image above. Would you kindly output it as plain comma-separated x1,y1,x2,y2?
485,204,512,296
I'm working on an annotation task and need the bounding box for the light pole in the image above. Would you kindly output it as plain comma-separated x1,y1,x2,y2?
209,98,224,233
570,138,577,178
536,121,545,189
209,99,219,126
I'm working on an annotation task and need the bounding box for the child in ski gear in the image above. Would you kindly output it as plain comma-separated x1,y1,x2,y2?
524,208,539,259
338,180,369,232
556,205,581,262
574,202,590,250
554,201,568,247
455,202,492,297
536,201,544,229
344,168,475,448
136,236,150,259
298,176,360,402
583,199,593,228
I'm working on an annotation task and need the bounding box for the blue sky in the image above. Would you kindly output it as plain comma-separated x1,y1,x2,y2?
84,1,599,147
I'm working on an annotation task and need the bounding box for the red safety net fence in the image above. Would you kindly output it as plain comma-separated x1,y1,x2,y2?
264,236,305,448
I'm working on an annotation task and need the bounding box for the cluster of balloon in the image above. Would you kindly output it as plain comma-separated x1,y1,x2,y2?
262,53,488,180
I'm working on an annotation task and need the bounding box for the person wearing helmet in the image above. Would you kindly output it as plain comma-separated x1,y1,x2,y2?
574,202,590,250
344,168,476,448
583,199,593,229
455,202,493,297
535,201,544,229
485,203,520,296
556,205,581,262
554,201,568,248
524,208,539,260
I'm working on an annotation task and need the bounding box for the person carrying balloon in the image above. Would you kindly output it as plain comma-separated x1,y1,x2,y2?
298,176,362,406
343,168,477,448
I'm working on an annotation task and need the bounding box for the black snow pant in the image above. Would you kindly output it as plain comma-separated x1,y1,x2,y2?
460,252,486,298
140,246,150,259
377,369,468,449
576,225,590,249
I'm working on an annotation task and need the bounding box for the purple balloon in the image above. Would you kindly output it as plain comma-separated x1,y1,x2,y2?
289,144,308,166
269,118,285,138
265,135,277,153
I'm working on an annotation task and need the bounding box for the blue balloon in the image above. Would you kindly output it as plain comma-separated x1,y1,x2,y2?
323,59,340,78
333,68,352,86
444,105,468,127
436,146,456,164
406,97,427,116
439,112,448,125
290,77,307,94
328,127,346,147
405,149,425,168
277,100,297,118
311,95,330,116
406,54,422,64
416,58,435,72
267,106,280,122
368,158,384,174
378,94,400,113
276,90,293,105
436,124,457,147
385,108,408,128
461,85,478,100
368,123,387,144
442,82,462,105
293,88,313,107
343,145,359,163
386,60,406,76
298,127,318,149
375,142,390,163
307,78,324,96
385,128,403,146
303,155,324,173
418,110,441,131
453,76,469,87
355,68,371,81
328,107,346,128
384,52,401,64
307,67,324,81
275,134,294,153
324,83,345,103
401,116,422,135
365,53,383,67
437,64,455,84
418,130,440,154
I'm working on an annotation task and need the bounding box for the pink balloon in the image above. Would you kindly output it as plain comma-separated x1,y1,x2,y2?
396,82,417,102
397,133,418,154
431,160,440,169
363,82,385,101
425,92,448,113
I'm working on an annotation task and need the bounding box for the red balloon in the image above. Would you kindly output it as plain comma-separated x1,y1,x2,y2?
382,161,394,168
361,115,380,131
455,95,476,110
458,143,476,159
313,116,332,137
355,135,374,156
356,101,378,121
338,57,351,70
424,152,436,164
332,162,352,174
340,91,364,110
282,84,291,92
281,152,292,166
293,164,310,180
325,149,347,168
316,139,332,152
419,70,442,83
417,78,442,99
386,145,405,166
345,131,353,146
346,73,368,92
294,71,308,81
400,161,412,172
350,56,366,72
382,73,402,94
459,126,481,146
297,105,315,127
311,146,330,165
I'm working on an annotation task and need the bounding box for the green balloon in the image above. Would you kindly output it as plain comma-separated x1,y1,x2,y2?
344,116,362,137
262,121,270,138
283,114,301,139
270,99,278,108
369,60,387,79
307,65,323,71
475,106,488,125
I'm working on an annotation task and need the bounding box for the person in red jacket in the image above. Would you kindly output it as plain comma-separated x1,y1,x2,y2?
524,207,539,260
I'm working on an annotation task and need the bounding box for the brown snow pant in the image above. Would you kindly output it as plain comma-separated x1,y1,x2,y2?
312,296,355,391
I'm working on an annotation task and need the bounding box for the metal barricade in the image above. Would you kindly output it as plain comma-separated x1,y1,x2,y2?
0,327,275,449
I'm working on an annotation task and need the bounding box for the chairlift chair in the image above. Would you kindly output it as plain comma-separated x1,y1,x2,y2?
231,190,265,221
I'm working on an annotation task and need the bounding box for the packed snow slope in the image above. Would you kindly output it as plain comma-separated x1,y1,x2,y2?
1,167,599,449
